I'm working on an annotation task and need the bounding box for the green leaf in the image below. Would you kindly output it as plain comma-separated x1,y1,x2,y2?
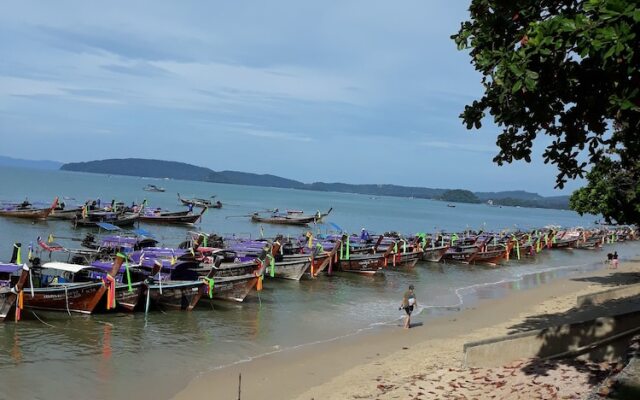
512,80,523,93
603,45,616,59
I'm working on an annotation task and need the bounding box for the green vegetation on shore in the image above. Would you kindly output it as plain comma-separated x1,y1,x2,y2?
438,189,480,204
60,158,570,209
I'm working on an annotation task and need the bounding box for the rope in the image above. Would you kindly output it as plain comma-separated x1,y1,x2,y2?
145,288,151,314
28,268,34,298
64,286,71,316
30,310,56,328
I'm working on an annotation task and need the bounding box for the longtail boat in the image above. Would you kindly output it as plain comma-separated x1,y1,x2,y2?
139,257,216,311
336,235,389,275
143,184,165,192
0,265,29,322
378,238,421,269
91,254,146,312
250,208,332,226
338,253,387,275
550,230,580,249
49,205,83,220
73,211,139,228
178,247,264,302
302,240,341,278
139,206,206,225
421,245,449,262
0,197,58,220
0,244,31,321
442,244,479,264
268,258,311,280
10,251,134,314
21,261,107,314
177,193,221,208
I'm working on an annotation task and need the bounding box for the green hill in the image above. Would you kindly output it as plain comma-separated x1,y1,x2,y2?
60,158,570,209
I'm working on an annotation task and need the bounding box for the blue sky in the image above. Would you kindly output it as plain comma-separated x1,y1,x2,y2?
0,1,582,195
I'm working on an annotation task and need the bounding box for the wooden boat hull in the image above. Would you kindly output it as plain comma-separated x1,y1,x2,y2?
266,259,311,281
338,254,385,275
114,282,145,312
510,243,536,258
387,252,420,268
139,214,201,224
0,289,17,321
284,254,331,278
74,214,138,228
421,246,449,262
49,208,82,220
310,253,332,277
251,215,311,226
199,274,258,303
575,239,602,250
23,282,107,314
146,281,204,311
552,238,579,249
442,247,478,264
471,249,506,265
0,208,52,220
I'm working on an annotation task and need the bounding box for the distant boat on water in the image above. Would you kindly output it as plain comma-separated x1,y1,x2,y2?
447,204,456,208
143,184,165,192
177,193,221,208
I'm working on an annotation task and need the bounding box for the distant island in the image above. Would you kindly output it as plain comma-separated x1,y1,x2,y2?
0,155,63,170
60,158,570,210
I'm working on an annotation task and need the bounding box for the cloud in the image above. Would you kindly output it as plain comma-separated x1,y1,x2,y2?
0,1,578,195
419,140,497,153
101,62,171,77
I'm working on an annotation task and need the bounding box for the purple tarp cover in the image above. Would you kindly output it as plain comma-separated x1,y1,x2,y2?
0,263,21,273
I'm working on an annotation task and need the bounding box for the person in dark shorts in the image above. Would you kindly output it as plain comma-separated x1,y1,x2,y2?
400,284,417,329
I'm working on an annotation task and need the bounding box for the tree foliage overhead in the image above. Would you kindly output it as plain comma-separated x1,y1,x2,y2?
452,0,640,223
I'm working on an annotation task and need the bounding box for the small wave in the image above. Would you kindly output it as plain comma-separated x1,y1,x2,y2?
420,261,595,312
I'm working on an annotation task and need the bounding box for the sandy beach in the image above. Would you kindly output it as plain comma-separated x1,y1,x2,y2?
173,261,640,400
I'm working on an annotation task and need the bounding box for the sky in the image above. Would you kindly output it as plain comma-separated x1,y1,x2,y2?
0,1,584,196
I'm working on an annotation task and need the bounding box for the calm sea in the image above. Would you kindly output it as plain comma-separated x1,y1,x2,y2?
1,166,638,400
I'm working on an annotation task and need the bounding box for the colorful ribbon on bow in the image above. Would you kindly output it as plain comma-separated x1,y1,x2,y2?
105,275,116,310
267,254,275,277
15,290,24,322
345,237,350,260
203,277,215,298
116,252,133,292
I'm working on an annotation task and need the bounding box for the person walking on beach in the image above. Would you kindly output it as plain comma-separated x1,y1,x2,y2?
400,285,417,329
612,251,619,269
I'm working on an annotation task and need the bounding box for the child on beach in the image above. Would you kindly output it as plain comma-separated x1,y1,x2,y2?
612,252,619,269
607,252,613,267
400,285,417,329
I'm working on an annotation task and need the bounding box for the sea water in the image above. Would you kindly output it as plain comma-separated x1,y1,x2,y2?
0,166,638,400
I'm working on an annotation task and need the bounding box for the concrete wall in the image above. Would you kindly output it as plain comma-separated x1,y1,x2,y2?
577,284,640,307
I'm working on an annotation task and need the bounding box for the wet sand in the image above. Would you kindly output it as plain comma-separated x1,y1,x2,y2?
172,261,640,400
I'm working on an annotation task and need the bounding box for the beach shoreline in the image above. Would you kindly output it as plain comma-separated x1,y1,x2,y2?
172,260,640,400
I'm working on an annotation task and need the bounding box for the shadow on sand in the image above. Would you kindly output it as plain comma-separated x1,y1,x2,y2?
505,272,640,387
